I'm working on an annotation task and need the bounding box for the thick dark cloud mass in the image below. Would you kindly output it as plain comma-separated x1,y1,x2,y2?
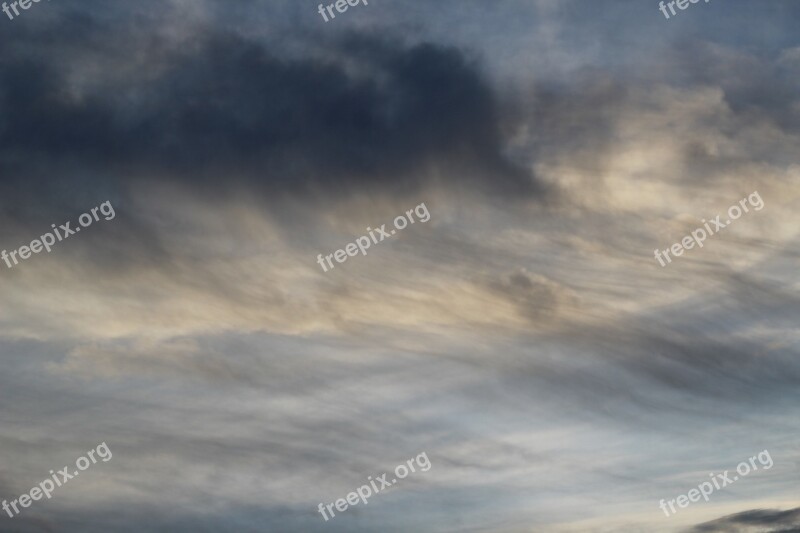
0,21,541,210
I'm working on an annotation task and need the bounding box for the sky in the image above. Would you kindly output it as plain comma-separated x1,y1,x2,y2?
0,0,798,531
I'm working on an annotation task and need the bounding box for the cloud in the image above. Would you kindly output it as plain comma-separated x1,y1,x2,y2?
0,2,798,533
689,507,800,532
0,22,545,220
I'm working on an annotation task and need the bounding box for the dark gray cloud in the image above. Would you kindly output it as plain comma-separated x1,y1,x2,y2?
689,507,800,532
0,18,543,216
0,7,551,275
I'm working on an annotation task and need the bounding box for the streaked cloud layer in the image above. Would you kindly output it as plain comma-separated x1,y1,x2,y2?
0,0,797,531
